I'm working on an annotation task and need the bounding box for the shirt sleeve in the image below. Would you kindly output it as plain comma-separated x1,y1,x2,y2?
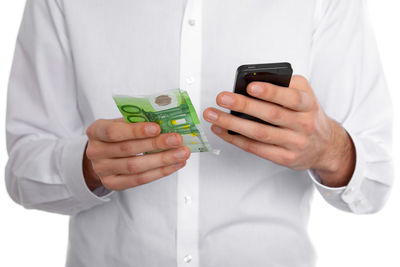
5,0,112,216
307,0,394,214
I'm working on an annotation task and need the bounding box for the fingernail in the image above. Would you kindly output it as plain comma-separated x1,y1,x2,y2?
205,110,218,122
212,126,223,134
166,135,180,146
145,125,159,135
174,149,188,159
220,94,235,106
248,83,263,95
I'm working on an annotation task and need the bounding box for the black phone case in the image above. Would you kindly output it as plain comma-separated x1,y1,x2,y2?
229,62,293,135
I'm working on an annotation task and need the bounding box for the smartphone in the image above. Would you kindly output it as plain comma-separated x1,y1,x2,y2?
229,62,293,135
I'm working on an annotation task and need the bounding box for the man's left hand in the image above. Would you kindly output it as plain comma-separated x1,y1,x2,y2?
203,75,356,187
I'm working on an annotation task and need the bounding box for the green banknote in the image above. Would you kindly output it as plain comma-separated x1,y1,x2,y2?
113,89,217,153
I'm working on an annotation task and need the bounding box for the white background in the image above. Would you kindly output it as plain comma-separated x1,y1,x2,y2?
0,1,398,266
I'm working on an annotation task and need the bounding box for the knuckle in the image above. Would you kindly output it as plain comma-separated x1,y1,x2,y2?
155,134,169,150
231,136,252,154
282,152,297,166
161,151,174,166
309,98,319,111
102,176,125,191
302,120,316,135
253,125,270,142
264,83,277,99
126,158,139,174
100,177,114,190
179,161,187,169
224,113,235,129
295,137,308,151
132,123,146,138
85,144,97,159
161,166,173,177
246,141,260,154
239,140,251,153
267,106,282,121
85,127,93,139
135,174,150,186
92,161,109,177
104,124,118,141
292,90,303,107
238,96,249,112
91,160,103,175
223,134,235,145
119,141,134,154
174,133,183,146
86,119,101,138
295,138,308,151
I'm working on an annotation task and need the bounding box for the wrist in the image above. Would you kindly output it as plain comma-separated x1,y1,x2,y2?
312,120,356,187
82,142,103,191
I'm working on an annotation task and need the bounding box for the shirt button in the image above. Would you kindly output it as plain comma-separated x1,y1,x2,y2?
353,200,362,207
188,19,196,26
344,188,353,196
183,254,192,263
184,196,192,205
186,76,194,84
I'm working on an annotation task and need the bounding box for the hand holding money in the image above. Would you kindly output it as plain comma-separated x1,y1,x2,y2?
83,118,190,191
203,76,355,187
113,89,216,153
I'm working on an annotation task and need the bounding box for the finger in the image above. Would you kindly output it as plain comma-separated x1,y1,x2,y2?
246,80,314,112
289,75,313,93
86,119,161,142
101,161,187,191
216,91,297,129
203,108,294,146
86,133,183,159
93,146,191,177
211,125,296,166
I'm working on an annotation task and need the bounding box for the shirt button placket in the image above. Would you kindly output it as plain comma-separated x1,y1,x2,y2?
177,0,201,266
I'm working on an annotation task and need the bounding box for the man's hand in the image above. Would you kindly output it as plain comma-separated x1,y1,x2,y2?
83,118,190,191
203,75,355,187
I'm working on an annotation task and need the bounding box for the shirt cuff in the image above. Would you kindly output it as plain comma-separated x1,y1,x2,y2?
308,128,373,214
61,135,113,215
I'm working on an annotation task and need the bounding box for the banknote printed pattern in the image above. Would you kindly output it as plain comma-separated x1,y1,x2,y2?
113,89,216,153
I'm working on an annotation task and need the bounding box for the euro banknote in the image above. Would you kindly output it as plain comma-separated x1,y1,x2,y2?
113,89,218,154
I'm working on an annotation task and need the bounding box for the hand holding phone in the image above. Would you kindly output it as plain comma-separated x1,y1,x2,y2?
229,62,292,134
203,64,355,187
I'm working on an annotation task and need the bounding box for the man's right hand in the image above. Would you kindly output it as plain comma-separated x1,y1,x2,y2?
83,118,190,191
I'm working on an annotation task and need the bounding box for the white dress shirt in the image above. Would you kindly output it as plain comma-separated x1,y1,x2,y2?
5,0,394,266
